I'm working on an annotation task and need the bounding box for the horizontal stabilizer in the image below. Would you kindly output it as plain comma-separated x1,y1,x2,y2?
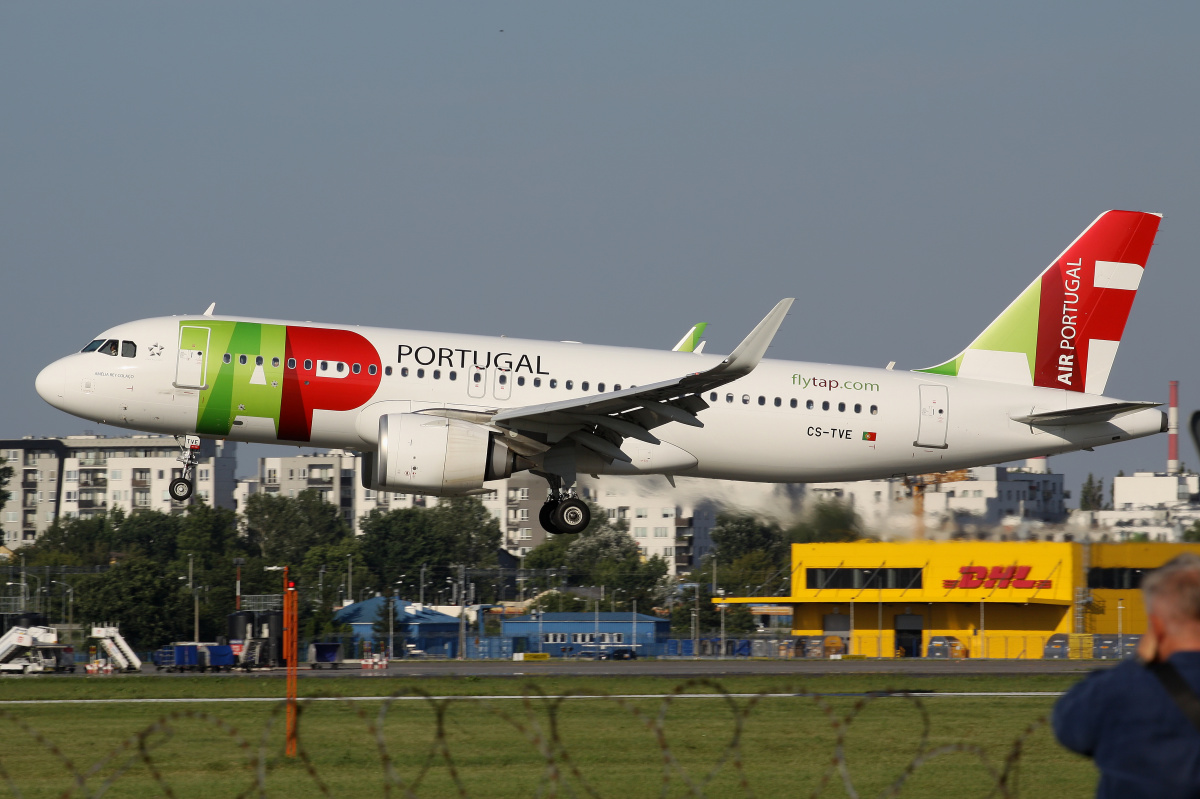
1010,401,1161,426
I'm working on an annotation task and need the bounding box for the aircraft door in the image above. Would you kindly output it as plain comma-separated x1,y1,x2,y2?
914,384,949,449
175,326,210,389
493,367,512,400
468,365,487,399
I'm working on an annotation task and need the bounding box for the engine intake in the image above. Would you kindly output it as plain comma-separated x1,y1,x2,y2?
363,413,517,496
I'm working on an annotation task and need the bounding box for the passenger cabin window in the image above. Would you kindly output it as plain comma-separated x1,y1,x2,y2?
597,383,605,392
433,370,441,379
742,394,750,404
581,381,589,391
81,339,106,353
449,371,457,381
239,355,248,365
287,358,296,369
774,397,781,407
710,392,718,402
498,374,507,385
870,405,878,415
385,366,393,376
614,384,621,391
352,363,360,374
550,379,557,388
806,399,814,410
565,380,573,390
822,401,830,411
272,357,281,368
223,353,232,364
790,399,798,408
121,341,136,358
368,364,377,375
726,393,733,403
517,376,525,386
255,356,264,366
303,359,313,370
534,378,542,387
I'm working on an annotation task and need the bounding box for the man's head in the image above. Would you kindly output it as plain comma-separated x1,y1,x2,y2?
1142,553,1200,657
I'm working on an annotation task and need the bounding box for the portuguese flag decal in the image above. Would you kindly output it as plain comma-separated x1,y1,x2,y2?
862,432,877,441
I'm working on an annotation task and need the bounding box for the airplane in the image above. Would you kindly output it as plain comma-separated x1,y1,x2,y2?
36,210,1166,535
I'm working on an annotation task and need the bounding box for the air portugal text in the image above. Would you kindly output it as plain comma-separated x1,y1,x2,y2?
398,345,550,374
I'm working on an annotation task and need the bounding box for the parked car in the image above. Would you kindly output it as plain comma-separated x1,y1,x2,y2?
600,648,638,660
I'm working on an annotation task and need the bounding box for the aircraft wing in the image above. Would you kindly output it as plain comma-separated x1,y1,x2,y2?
486,299,793,462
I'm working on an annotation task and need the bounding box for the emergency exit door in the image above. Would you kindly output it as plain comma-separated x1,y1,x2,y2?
914,384,949,449
175,326,210,389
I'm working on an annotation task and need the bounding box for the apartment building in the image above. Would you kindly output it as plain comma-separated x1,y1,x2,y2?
0,435,237,548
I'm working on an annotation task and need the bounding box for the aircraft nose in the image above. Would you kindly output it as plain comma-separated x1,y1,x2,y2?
35,359,69,407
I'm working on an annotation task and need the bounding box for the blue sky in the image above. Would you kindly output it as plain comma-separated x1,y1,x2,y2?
4,3,1199,497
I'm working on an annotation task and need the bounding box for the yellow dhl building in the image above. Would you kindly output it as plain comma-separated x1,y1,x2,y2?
717,541,1200,658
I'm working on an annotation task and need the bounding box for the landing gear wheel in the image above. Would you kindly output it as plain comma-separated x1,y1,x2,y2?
553,498,590,534
169,477,194,501
539,500,562,534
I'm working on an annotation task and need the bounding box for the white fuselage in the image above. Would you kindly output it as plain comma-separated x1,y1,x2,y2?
35,314,1165,484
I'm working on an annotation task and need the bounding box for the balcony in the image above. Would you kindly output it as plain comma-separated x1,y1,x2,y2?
77,499,107,510
77,458,107,467
78,477,107,488
675,516,693,528
308,476,333,486
131,478,150,487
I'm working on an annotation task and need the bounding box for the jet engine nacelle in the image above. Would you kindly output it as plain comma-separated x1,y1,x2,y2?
362,413,516,496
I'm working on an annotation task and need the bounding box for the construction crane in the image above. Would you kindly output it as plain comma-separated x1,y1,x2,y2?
903,470,970,540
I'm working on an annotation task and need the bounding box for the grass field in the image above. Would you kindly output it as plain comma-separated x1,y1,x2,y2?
0,673,1096,798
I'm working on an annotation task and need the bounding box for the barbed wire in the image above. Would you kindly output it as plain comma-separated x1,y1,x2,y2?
0,681,1053,798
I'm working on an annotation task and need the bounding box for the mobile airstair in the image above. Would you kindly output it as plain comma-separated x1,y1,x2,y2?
0,626,33,664
0,626,58,674
91,626,142,671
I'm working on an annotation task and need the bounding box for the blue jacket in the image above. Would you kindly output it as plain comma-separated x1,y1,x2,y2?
1053,652,1200,798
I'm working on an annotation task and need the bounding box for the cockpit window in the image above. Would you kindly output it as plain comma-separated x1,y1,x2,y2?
121,341,136,358
102,340,119,356
81,339,106,353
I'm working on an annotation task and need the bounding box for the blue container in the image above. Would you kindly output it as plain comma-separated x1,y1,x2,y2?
311,642,342,664
172,645,199,668
206,645,235,668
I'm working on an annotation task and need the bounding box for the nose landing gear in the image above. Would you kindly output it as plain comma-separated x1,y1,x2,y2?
170,434,202,502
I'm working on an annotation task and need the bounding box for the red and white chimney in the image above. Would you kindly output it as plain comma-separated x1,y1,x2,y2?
1168,380,1180,475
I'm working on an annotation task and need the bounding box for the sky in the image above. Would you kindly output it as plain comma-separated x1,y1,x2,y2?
3,3,1199,501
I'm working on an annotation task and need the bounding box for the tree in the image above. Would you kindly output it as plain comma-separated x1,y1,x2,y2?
710,513,786,563
76,558,191,648
1080,474,1105,511
786,498,861,544
242,490,351,564
0,461,12,517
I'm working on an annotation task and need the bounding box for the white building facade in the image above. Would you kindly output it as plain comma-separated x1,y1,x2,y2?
1,435,237,548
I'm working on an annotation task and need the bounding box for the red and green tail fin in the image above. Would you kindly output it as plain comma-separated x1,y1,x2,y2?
917,210,1161,394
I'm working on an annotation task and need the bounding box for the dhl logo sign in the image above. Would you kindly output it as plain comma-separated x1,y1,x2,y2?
943,566,1052,590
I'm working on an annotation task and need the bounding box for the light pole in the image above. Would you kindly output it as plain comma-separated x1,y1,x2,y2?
1118,597,1125,656
233,557,245,610
420,563,427,606
188,554,199,643
51,580,75,628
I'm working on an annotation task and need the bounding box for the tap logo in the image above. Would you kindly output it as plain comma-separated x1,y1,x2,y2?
943,565,1052,590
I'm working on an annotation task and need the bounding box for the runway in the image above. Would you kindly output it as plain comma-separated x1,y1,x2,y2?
54,657,1109,679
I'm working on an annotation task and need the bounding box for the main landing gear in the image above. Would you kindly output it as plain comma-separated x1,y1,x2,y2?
169,435,201,502
540,492,591,535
